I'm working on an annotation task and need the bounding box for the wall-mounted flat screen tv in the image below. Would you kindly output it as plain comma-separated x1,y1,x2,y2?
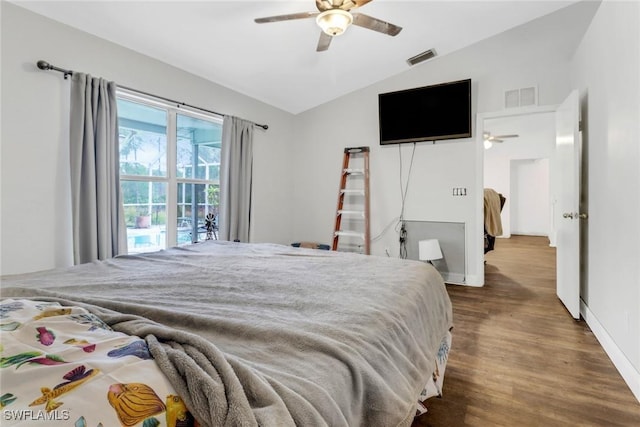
378,79,472,145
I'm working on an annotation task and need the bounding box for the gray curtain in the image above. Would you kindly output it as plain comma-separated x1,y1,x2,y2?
219,115,254,242
69,73,127,264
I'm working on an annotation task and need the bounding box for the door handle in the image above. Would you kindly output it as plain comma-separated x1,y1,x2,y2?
578,213,588,220
563,212,575,219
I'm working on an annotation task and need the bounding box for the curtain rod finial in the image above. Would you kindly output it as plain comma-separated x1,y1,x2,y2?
37,60,51,70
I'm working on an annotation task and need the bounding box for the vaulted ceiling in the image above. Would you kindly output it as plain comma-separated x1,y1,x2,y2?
13,0,586,114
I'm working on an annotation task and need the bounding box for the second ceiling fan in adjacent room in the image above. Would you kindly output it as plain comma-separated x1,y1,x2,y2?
483,131,519,149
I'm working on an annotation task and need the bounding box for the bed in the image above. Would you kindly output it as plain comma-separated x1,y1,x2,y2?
0,241,453,427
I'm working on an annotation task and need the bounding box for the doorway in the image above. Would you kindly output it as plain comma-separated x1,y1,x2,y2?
478,107,558,277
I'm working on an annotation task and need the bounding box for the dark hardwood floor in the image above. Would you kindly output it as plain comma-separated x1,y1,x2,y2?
414,235,640,427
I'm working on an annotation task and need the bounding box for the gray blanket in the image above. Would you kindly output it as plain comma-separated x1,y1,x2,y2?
1,241,453,427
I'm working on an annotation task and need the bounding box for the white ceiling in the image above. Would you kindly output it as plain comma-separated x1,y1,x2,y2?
12,0,582,114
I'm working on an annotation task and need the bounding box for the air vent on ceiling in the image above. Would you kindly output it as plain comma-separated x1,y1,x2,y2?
406,48,437,66
504,86,538,109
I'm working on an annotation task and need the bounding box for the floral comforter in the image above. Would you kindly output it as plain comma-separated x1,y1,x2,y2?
0,299,198,427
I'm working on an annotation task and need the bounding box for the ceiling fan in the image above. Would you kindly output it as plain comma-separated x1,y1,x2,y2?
483,131,519,143
483,131,519,149
254,0,402,52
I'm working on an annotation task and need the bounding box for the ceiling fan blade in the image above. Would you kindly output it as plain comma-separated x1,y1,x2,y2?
352,13,402,36
255,11,319,24
485,135,503,143
316,31,333,52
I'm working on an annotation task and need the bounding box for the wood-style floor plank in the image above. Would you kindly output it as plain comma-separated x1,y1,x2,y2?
413,235,640,427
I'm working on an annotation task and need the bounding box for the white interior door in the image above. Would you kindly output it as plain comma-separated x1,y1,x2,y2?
555,90,581,319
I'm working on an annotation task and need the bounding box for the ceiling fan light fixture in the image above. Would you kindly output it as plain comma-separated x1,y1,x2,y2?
316,9,353,36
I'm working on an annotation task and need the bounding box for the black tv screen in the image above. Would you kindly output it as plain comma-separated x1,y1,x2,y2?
378,79,472,145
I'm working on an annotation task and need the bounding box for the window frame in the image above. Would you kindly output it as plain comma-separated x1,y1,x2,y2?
117,89,223,250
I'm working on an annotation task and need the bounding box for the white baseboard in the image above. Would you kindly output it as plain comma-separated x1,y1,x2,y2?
510,231,548,237
581,300,640,403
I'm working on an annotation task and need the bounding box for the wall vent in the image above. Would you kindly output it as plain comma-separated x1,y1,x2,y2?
406,48,437,66
504,86,538,109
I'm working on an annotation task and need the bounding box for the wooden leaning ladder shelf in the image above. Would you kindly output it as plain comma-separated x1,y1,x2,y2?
332,146,371,255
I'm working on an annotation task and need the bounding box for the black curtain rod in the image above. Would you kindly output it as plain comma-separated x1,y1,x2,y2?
36,60,269,130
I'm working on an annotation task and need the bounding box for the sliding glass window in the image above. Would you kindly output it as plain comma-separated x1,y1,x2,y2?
117,92,222,254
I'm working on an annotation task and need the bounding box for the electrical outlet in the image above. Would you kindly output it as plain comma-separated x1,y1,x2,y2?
452,187,467,196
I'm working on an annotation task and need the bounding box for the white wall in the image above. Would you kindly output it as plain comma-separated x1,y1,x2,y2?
484,112,556,238
0,2,295,275
290,4,584,286
570,0,640,398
